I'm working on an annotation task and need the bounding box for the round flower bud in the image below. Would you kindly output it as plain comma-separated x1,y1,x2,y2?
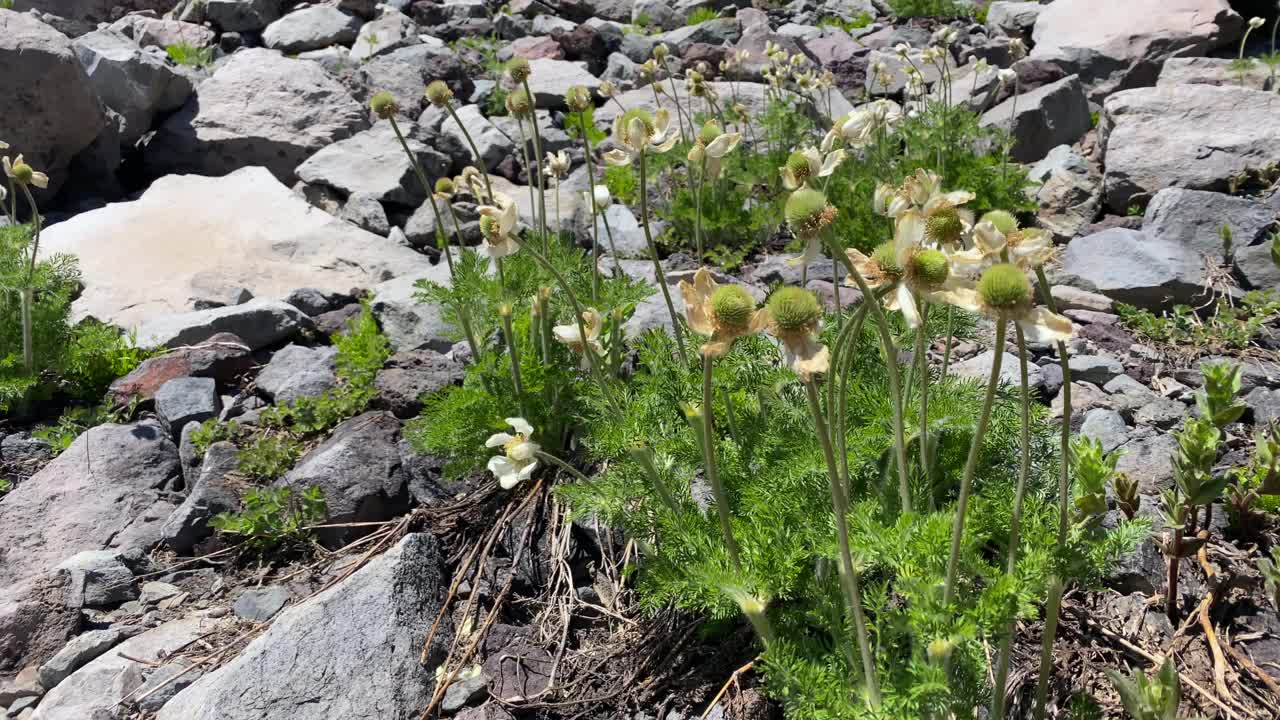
1248,16,1266,29
710,285,755,329
11,162,34,186
980,209,1018,235
872,241,903,278
924,205,965,244
505,88,533,117
504,57,531,84
425,80,453,107
767,287,822,331
564,85,592,112
434,177,455,196
784,151,812,185
926,637,956,663
499,302,513,318
908,248,950,288
785,187,834,238
369,91,399,119
698,120,722,146
653,43,669,61
977,263,1032,309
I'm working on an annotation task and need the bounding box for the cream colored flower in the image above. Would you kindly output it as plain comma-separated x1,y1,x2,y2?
602,108,679,167
765,286,829,378
544,150,570,178
780,146,845,190
486,418,540,490
553,308,604,368
822,100,902,152
997,68,1017,86
3,155,49,189
456,166,488,201
679,268,767,358
688,123,741,180
477,191,520,258
944,263,1075,343
949,217,1055,277
583,184,611,214
598,80,618,98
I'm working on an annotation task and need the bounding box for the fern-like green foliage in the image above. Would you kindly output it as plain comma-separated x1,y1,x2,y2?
888,0,971,19
210,486,327,553
164,42,213,68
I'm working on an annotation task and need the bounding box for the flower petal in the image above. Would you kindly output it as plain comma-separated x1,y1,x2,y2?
486,432,514,448
508,417,534,436
602,149,632,167
897,284,922,328
1017,307,1075,343
818,149,846,177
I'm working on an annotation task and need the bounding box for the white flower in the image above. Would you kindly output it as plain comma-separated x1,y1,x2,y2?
477,191,521,258
1249,16,1267,29
2,155,50,189
553,308,604,368
781,146,845,190
823,100,903,151
486,418,540,490
688,128,742,180
602,108,679,167
974,58,991,75
1008,37,1027,59
894,42,913,58
997,68,1017,86
544,150,570,178
584,184,611,213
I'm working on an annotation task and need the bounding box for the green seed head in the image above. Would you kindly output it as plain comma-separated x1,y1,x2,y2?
924,205,964,244
977,263,1031,309
434,177,455,195
784,151,812,185
909,248,950,287
785,187,833,238
11,162,33,186
505,88,533,117
698,120,723,146
710,285,755,328
564,84,592,112
653,43,669,61
980,210,1018,235
768,287,822,331
871,241,902,278
479,214,499,239
504,57,531,83
369,91,399,119
424,80,453,107
620,108,655,144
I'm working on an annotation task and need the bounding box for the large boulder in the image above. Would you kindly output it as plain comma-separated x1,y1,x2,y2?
109,15,217,50
1099,84,1280,211
73,29,194,145
523,58,603,109
262,5,363,53
160,442,242,553
1058,227,1207,309
0,9,107,196
296,122,448,206
205,0,281,32
156,533,448,720
146,48,368,182
38,166,430,331
135,301,311,351
1029,0,1242,100
0,421,179,592
1027,144,1101,242
370,262,456,353
1141,188,1277,258
10,0,171,35
980,75,1091,163
354,43,472,118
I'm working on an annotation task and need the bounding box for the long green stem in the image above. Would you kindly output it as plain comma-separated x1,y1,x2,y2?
18,184,42,374
443,105,494,201
840,259,911,513
940,306,955,377
915,301,932,506
638,151,690,365
1033,576,1064,720
577,112,604,302
629,444,682,517
702,354,743,573
388,116,456,287
599,207,624,278
499,309,528,419
694,157,706,259
943,319,1007,605
535,450,593,485
990,326,1033,719
520,79,549,250
804,379,882,708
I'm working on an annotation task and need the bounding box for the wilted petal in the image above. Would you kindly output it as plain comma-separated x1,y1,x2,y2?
818,149,846,177
602,149,632,166
931,286,982,313
1017,307,1075,343
508,417,534,436
652,133,679,154
897,284,922,328
705,132,741,158
486,432,514,448
893,210,926,266
973,221,1006,255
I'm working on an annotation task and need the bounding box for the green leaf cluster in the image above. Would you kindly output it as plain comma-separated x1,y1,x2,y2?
209,486,327,553
1117,290,1280,356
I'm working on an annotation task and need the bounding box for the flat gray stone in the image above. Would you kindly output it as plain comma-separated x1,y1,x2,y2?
206,0,281,32
1058,228,1206,309
256,344,339,405
232,586,291,622
156,377,221,437
263,5,362,53
1068,355,1125,385
297,122,448,206
980,75,1091,163
72,28,193,145
38,628,128,691
1142,188,1276,258
1080,408,1128,452
161,441,242,553
949,350,1045,391
137,301,312,352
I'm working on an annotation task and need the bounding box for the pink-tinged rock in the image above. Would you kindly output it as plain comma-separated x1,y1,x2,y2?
506,35,563,61
108,333,252,405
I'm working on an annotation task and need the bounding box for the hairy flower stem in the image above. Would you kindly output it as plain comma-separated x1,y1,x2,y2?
599,207,624,278
15,182,41,374
693,158,706,259
990,326,1033,720
804,379,882,708
442,106,495,202
457,305,482,366
387,116,456,283
1032,266,1073,720
577,112,606,301
826,299,874,481
500,311,529,419
940,306,955,377
629,445,682,517
702,354,743,573
535,450,593,485
840,257,912,512
663,60,689,142
915,300,932,500
515,121,539,232
638,151,690,366
943,320,1007,605
520,79,550,249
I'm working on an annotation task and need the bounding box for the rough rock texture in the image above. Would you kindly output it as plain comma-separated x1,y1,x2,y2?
157,534,448,720
11,0,172,34
72,28,193,145
205,0,281,32
371,260,458,353
0,9,106,196
1141,188,1277,258
523,58,604,109
980,75,1091,163
37,627,128,691
350,9,417,61
1030,0,1242,100
263,5,362,53
1027,144,1101,242
0,421,179,591
1237,242,1280,291
354,43,472,117
1059,228,1206,309
135,301,311,352
109,15,217,49
147,48,369,182
278,412,409,544
1100,84,1280,211
256,344,339,404
155,377,221,437
161,442,242,553
373,350,465,418
0,576,81,674
297,122,448,206
108,333,253,404
1158,56,1273,90
38,167,430,330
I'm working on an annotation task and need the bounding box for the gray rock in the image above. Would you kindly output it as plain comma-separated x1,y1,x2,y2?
865,48,954,96
980,75,1091,164
1142,188,1276,259
277,412,409,545
0,9,106,196
232,586,291,621
588,203,648,259
263,5,362,53
298,122,449,206
1100,84,1280,212
1247,387,1280,425
1058,228,1206,309
441,672,490,712
55,550,141,608
931,60,1003,112
657,18,741,47
373,350,464,418
109,14,216,49
72,29,193,146
530,13,575,35
156,377,221,437
949,350,1045,391
436,103,515,170
1158,56,1273,90
1027,144,1101,242
32,617,219,720
257,344,339,405
601,50,640,86
632,0,683,31
1080,408,1128,452
1030,0,1242,101
137,300,312,352
38,629,127,691
141,581,181,604
136,658,203,713
156,534,448,720
1116,429,1178,493
0,658,46,704
350,8,416,61
355,43,471,117
523,58,603,109
161,442,242,553
986,1,1043,38
1134,398,1187,429
1236,242,1280,291
371,262,456,353
1050,285,1114,314
205,0,280,32
0,421,178,593
147,48,368,183
1068,355,1124,385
